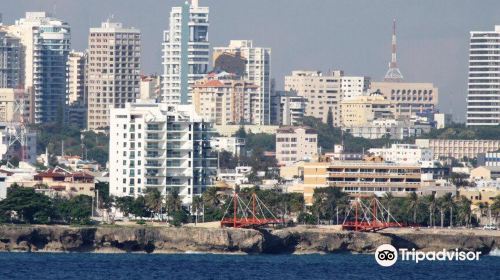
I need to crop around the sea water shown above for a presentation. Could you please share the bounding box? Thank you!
[0,252,498,279]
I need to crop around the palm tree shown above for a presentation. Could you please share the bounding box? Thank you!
[491,195,500,225]
[144,188,162,220]
[202,187,222,209]
[427,193,437,227]
[437,193,453,227]
[165,190,182,223]
[382,192,394,222]
[407,192,419,225]
[456,196,472,227]
[191,196,203,225]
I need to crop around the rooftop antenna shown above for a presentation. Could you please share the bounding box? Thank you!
[384,19,404,82]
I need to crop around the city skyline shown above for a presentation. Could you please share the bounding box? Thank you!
[3,0,500,122]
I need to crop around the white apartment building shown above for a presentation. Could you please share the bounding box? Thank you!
[340,76,370,99]
[276,126,318,166]
[8,12,70,124]
[285,70,342,126]
[0,28,21,88]
[210,136,245,157]
[368,144,434,165]
[416,139,500,160]
[67,51,86,105]
[109,101,217,205]
[466,25,500,126]
[87,21,141,131]
[213,40,271,124]
[161,0,209,104]
[479,152,500,167]
[277,91,306,126]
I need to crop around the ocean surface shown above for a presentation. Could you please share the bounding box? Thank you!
[0,252,498,280]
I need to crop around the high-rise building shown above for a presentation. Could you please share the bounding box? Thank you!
[109,101,217,205]
[67,51,86,105]
[466,25,500,126]
[161,0,209,104]
[86,21,141,131]
[8,12,70,124]
[284,70,343,126]
[340,92,395,128]
[0,28,21,88]
[340,76,370,99]
[192,72,259,125]
[213,40,271,124]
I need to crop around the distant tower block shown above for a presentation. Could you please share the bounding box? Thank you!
[384,19,404,82]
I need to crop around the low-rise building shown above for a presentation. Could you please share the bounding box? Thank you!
[276,126,318,166]
[294,157,447,204]
[459,186,500,206]
[416,139,500,160]
[368,144,434,165]
[434,113,452,129]
[345,118,432,140]
[32,167,95,197]
[470,166,500,181]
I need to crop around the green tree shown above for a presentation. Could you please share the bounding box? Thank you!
[0,186,53,224]
[407,192,420,224]
[327,107,334,128]
[144,188,163,220]
[192,196,203,225]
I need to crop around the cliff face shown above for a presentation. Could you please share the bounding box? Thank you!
[0,225,499,254]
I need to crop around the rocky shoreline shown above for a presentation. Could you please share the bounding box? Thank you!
[0,224,499,254]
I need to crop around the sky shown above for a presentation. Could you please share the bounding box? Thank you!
[2,0,500,122]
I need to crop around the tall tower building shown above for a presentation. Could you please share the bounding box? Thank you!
[67,51,86,105]
[466,25,500,126]
[8,12,71,124]
[161,0,209,104]
[0,29,21,88]
[87,21,141,131]
[384,19,403,82]
[213,40,271,124]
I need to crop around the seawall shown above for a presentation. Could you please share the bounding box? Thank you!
[0,224,499,254]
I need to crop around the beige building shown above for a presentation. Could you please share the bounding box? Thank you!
[298,158,424,205]
[470,166,500,181]
[0,88,16,122]
[192,73,259,125]
[87,21,141,131]
[213,40,271,124]
[459,186,500,206]
[140,75,160,101]
[276,126,318,166]
[340,92,395,127]
[370,82,438,118]
[284,70,342,126]
[416,139,500,160]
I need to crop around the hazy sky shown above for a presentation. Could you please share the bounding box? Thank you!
[2,0,500,122]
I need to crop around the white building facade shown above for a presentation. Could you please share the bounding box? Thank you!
[109,101,217,205]
[161,0,209,104]
[466,25,500,126]
[368,144,434,165]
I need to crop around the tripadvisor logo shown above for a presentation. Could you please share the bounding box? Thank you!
[374,244,482,267]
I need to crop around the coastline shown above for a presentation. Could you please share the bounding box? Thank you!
[0,224,499,255]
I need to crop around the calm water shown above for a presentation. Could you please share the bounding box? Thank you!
[0,252,498,280]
